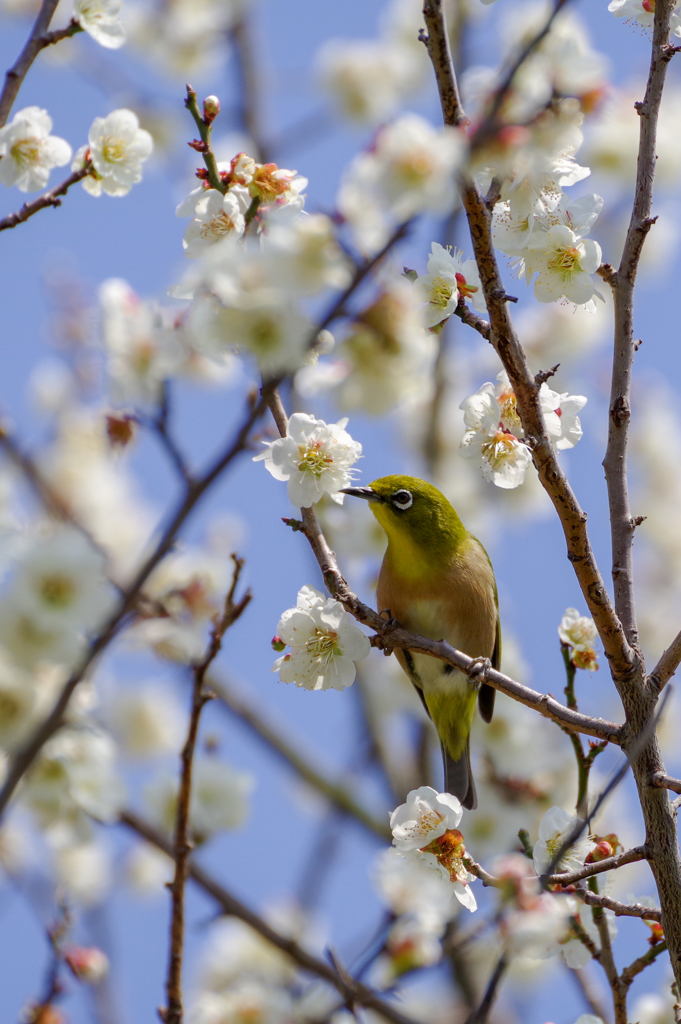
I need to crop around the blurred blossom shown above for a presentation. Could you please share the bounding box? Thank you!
[376,914,444,981]
[533,805,596,874]
[99,278,182,406]
[73,0,126,48]
[105,683,185,757]
[125,841,174,894]
[559,608,599,671]
[265,214,352,295]
[74,109,153,197]
[190,983,293,1024]
[317,37,423,125]
[273,584,370,691]
[334,278,436,415]
[502,892,572,958]
[373,847,456,927]
[24,726,124,834]
[54,839,112,905]
[124,0,248,76]
[254,413,362,507]
[0,106,71,192]
[65,945,110,983]
[197,918,295,991]
[144,758,253,843]
[338,114,465,252]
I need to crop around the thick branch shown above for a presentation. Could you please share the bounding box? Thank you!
[549,846,649,886]
[603,2,675,649]
[420,0,637,686]
[121,811,423,1024]
[164,561,251,1024]
[0,3,80,129]
[211,677,391,841]
[0,165,92,232]
[0,393,270,822]
[649,771,681,795]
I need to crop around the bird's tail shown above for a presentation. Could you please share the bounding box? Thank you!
[442,738,477,810]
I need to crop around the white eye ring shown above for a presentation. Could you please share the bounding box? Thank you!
[391,489,413,510]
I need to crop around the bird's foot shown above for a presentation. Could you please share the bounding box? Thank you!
[466,657,491,691]
[371,610,400,655]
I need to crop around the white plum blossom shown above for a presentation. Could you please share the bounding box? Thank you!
[459,371,587,488]
[248,161,307,209]
[0,652,40,752]
[501,892,573,958]
[338,114,465,252]
[273,584,371,691]
[559,608,599,671]
[254,412,362,507]
[390,786,463,852]
[373,847,457,928]
[75,109,153,196]
[389,786,477,911]
[533,805,596,875]
[145,759,254,843]
[264,214,352,295]
[608,0,681,37]
[460,384,533,489]
[106,685,185,758]
[522,223,603,307]
[317,37,423,125]
[415,242,485,327]
[182,188,248,257]
[0,107,71,192]
[73,0,126,48]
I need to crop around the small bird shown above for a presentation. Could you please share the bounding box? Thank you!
[342,475,500,810]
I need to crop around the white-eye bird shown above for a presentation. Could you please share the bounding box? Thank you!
[342,475,500,810]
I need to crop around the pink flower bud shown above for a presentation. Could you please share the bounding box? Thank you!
[585,841,613,863]
[65,946,109,984]
[203,95,220,124]
[271,635,286,652]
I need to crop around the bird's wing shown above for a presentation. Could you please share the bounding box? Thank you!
[478,610,501,724]
[398,650,432,720]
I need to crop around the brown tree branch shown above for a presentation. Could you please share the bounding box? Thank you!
[603,0,676,652]
[0,2,82,129]
[648,629,681,693]
[0,392,271,822]
[621,941,668,989]
[163,559,251,1024]
[121,810,423,1024]
[649,771,681,795]
[588,879,627,1024]
[549,846,649,886]
[570,967,612,1024]
[210,675,391,841]
[184,85,227,194]
[0,164,92,233]
[268,390,621,744]
[420,1,637,686]
[577,889,661,923]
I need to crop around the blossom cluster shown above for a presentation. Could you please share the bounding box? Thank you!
[459,369,587,488]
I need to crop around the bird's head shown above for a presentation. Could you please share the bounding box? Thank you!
[341,475,467,556]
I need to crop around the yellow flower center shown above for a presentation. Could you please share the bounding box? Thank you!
[40,574,76,609]
[481,431,520,470]
[497,389,521,431]
[10,137,41,168]
[429,275,455,310]
[297,441,333,476]
[101,135,128,165]
[200,209,239,240]
[394,151,433,187]
[306,629,338,659]
[547,245,582,280]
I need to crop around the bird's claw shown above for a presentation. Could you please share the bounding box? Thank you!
[466,657,491,691]
[371,610,399,655]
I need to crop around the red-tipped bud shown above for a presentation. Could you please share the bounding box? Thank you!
[188,138,208,152]
[585,841,613,863]
[647,921,664,945]
[203,95,221,123]
[65,946,109,984]
[271,635,286,652]
[106,413,136,449]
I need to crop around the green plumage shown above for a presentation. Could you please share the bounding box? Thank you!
[342,475,500,810]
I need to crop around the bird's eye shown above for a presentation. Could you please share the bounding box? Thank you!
[391,489,413,510]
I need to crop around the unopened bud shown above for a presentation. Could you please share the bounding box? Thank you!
[585,841,613,863]
[271,635,286,652]
[203,95,220,124]
[106,413,136,449]
[65,946,109,984]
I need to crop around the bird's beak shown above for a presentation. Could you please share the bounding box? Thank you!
[340,486,383,502]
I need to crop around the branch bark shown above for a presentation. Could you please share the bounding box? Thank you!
[577,889,661,923]
[121,811,424,1024]
[0,392,270,822]
[0,165,92,233]
[0,2,80,129]
[648,628,681,693]
[163,560,251,1024]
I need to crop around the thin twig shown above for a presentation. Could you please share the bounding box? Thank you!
[0,392,271,822]
[184,85,226,194]
[621,941,668,988]
[549,846,649,886]
[230,16,267,161]
[120,810,423,1024]
[452,300,491,340]
[589,878,627,1024]
[0,1,82,129]
[210,676,391,841]
[149,383,194,486]
[163,559,251,1024]
[0,164,92,232]
[465,954,508,1024]
[570,967,612,1024]
[268,390,621,744]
